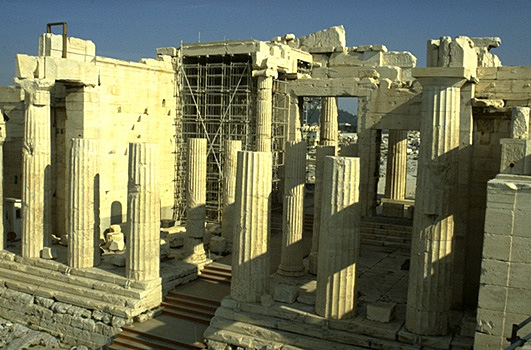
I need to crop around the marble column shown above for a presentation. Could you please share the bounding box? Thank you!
[18,79,54,258]
[221,140,242,249]
[320,97,338,147]
[126,143,160,281]
[67,138,97,268]
[184,138,207,262]
[315,156,361,320]
[277,141,306,277]
[254,70,275,152]
[385,130,408,200]
[406,69,467,335]
[309,145,336,274]
[231,151,272,303]
[0,115,5,250]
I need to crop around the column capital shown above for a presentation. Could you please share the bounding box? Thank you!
[15,78,54,107]
[252,67,278,79]
[413,67,470,88]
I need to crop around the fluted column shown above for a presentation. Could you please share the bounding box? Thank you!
[315,156,361,320]
[67,138,97,268]
[184,138,207,262]
[320,97,338,147]
[0,116,5,250]
[18,79,54,258]
[385,130,408,200]
[231,151,272,303]
[277,141,306,277]
[126,143,160,281]
[222,140,242,249]
[309,145,336,274]
[406,69,467,335]
[254,70,276,152]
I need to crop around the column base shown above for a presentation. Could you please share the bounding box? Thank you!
[277,265,306,277]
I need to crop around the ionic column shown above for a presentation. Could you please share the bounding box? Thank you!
[254,69,276,152]
[406,69,467,335]
[67,138,97,268]
[126,143,160,281]
[320,97,338,147]
[385,130,408,200]
[315,156,361,320]
[18,79,54,258]
[277,141,306,277]
[231,151,272,303]
[221,140,242,249]
[0,115,5,250]
[308,145,336,274]
[184,138,207,262]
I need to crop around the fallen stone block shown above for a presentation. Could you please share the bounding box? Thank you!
[367,302,396,323]
[209,236,226,254]
[40,247,57,260]
[274,283,299,304]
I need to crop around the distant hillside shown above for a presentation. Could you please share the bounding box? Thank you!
[303,107,357,127]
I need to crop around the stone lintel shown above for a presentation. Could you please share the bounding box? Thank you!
[413,67,471,81]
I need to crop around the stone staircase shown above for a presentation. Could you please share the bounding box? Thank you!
[360,217,413,249]
[109,262,231,350]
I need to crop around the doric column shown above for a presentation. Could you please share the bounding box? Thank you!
[184,138,207,262]
[0,115,5,250]
[126,143,160,281]
[67,138,97,268]
[277,141,306,277]
[315,156,361,320]
[231,151,272,303]
[385,130,408,200]
[221,140,242,249]
[18,79,54,258]
[254,69,276,152]
[309,145,336,274]
[320,97,338,147]
[406,68,467,335]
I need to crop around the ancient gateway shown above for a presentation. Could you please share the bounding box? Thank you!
[0,25,529,349]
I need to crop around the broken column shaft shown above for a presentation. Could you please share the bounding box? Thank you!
[254,69,276,152]
[277,141,306,277]
[221,140,242,249]
[126,143,160,281]
[406,70,467,335]
[184,138,207,262]
[315,156,361,320]
[19,79,54,258]
[385,130,408,200]
[320,97,338,147]
[67,138,98,268]
[309,145,336,274]
[231,151,272,303]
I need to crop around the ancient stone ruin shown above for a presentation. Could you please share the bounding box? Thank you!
[0,24,529,349]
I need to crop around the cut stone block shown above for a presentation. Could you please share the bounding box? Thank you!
[261,294,275,308]
[273,283,299,304]
[367,302,396,323]
[40,247,57,260]
[209,236,226,254]
[111,255,126,267]
[500,139,531,175]
[382,202,405,218]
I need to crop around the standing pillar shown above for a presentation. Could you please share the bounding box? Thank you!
[18,79,54,258]
[231,151,272,303]
[308,145,336,274]
[0,115,5,250]
[221,140,242,249]
[320,97,338,147]
[277,141,306,277]
[385,130,408,200]
[126,143,160,281]
[254,69,276,152]
[406,69,467,335]
[67,138,97,268]
[315,156,361,319]
[184,138,207,262]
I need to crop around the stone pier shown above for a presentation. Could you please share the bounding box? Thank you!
[385,130,408,200]
[277,141,306,277]
[254,69,276,152]
[18,79,54,258]
[67,138,98,268]
[126,143,160,281]
[309,145,336,274]
[315,156,361,320]
[184,138,207,262]
[221,140,242,250]
[320,97,338,147]
[0,114,5,250]
[231,151,272,303]
[406,68,467,335]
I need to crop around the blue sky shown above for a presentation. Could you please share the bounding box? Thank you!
[0,0,530,87]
